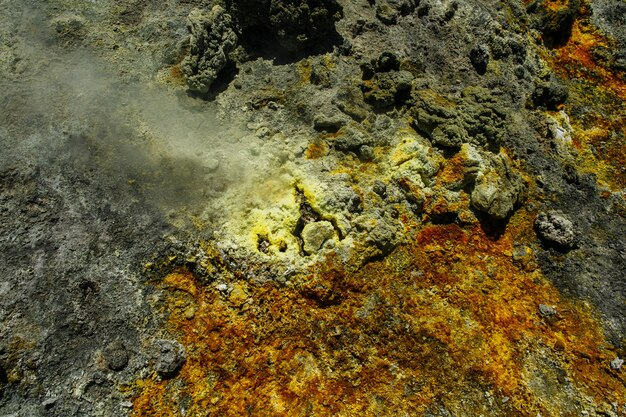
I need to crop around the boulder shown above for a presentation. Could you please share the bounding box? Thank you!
[182,6,238,94]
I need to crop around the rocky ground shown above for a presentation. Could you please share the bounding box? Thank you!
[1,0,625,415]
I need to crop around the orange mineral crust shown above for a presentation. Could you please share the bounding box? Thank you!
[540,5,626,188]
[553,19,626,100]
[132,215,625,416]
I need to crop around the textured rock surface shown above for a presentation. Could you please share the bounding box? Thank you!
[225,0,343,53]
[1,0,626,415]
[535,211,576,248]
[182,6,238,93]
[470,151,525,220]
[301,220,335,254]
[153,340,186,378]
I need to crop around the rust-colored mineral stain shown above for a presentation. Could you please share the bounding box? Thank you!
[132,212,625,415]
[569,112,626,188]
[543,13,626,188]
[167,65,187,87]
[305,142,328,159]
[554,21,626,99]
[531,0,573,13]
[438,153,465,185]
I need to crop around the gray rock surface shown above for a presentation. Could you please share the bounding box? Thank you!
[410,87,508,150]
[353,208,399,256]
[538,303,557,318]
[153,340,186,378]
[226,0,343,53]
[103,341,129,372]
[610,357,624,371]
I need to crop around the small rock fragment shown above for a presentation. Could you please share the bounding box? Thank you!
[302,221,335,254]
[362,70,414,109]
[120,401,134,409]
[216,283,230,295]
[373,180,387,198]
[358,145,375,161]
[335,127,368,152]
[154,339,186,378]
[353,209,399,256]
[512,245,536,270]
[534,211,575,248]
[378,52,400,70]
[103,341,129,372]
[228,282,248,308]
[42,397,57,410]
[313,112,348,132]
[610,357,624,370]
[538,303,557,317]
[431,123,466,148]
[205,157,220,172]
[256,126,271,139]
[184,305,197,319]
[319,181,363,214]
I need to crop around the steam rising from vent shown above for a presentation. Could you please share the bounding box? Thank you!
[0,2,305,259]
[1,47,254,217]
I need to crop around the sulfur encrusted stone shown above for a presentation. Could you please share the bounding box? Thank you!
[302,221,334,254]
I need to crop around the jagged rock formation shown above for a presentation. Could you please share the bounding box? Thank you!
[227,0,343,52]
[182,6,238,93]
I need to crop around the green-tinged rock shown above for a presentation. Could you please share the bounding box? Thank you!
[470,151,525,220]
[182,6,238,94]
[302,221,335,254]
